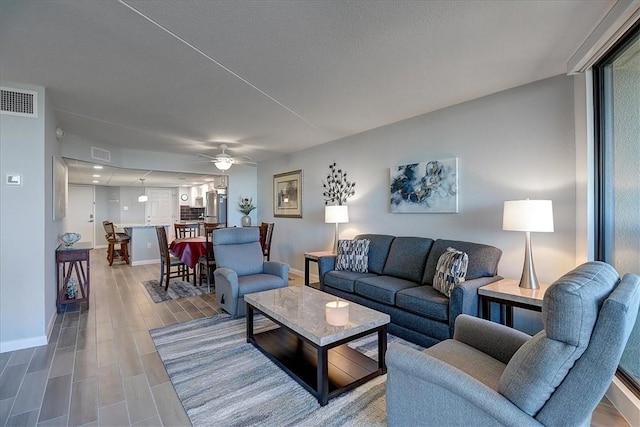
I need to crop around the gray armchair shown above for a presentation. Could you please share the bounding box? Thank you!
[386,261,640,427]
[213,227,289,317]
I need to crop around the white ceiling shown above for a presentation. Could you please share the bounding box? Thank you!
[1,0,615,166]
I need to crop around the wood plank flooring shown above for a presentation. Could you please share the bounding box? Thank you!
[0,249,631,426]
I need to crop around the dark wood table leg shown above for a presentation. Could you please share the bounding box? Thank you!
[378,325,387,373]
[246,304,254,343]
[304,257,311,286]
[482,296,490,320]
[317,346,329,406]
[506,305,514,328]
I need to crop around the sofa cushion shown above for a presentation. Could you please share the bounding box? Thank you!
[324,270,377,293]
[396,285,449,321]
[382,237,434,283]
[499,262,620,416]
[433,247,469,297]
[355,275,419,305]
[354,234,395,275]
[423,239,501,285]
[335,239,370,272]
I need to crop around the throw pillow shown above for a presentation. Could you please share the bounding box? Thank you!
[433,247,468,297]
[335,239,370,273]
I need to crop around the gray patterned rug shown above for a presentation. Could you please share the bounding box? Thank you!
[150,314,423,426]
[142,279,210,303]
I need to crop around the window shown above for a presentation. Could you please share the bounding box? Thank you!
[593,22,640,396]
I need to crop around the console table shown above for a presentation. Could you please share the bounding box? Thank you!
[304,251,335,286]
[56,243,91,313]
[478,279,549,327]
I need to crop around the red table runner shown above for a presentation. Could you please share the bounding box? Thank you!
[169,237,211,269]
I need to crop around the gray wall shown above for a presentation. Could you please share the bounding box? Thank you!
[0,83,61,351]
[257,75,576,333]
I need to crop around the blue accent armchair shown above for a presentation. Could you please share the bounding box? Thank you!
[213,227,289,317]
[386,261,640,426]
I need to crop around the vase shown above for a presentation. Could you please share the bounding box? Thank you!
[241,215,251,227]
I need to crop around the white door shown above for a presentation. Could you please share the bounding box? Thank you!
[65,185,95,246]
[146,188,176,240]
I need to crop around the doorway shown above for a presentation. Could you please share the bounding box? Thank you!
[65,185,95,247]
[146,188,176,240]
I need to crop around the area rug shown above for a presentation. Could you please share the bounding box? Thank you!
[142,279,211,303]
[150,314,423,426]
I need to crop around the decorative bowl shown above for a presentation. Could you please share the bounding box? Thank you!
[60,232,81,247]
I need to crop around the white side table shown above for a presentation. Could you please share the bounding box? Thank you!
[478,279,550,327]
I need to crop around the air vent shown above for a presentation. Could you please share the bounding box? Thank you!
[91,147,111,162]
[1,87,38,118]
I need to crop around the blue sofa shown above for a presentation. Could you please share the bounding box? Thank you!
[318,234,502,347]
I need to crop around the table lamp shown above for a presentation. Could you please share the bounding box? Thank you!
[325,205,349,253]
[503,199,554,289]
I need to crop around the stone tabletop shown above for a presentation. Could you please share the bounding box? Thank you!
[244,286,390,347]
[478,278,550,308]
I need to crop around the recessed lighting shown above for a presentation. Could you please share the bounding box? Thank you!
[92,180,99,183]
[93,165,103,169]
[92,174,100,177]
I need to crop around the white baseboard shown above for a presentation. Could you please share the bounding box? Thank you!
[0,335,47,353]
[131,259,161,266]
[606,376,640,426]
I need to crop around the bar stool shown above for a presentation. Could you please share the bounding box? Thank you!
[103,221,130,265]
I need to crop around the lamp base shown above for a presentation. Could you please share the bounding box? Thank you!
[519,231,540,290]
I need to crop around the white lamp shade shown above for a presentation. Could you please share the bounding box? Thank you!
[503,200,554,232]
[325,205,349,223]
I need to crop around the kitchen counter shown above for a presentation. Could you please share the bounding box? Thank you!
[118,224,169,266]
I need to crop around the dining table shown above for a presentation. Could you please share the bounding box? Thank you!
[169,236,211,269]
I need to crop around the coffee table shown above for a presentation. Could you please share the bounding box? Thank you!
[244,286,390,406]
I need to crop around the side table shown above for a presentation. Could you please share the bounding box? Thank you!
[56,242,91,313]
[304,251,335,286]
[478,279,549,327]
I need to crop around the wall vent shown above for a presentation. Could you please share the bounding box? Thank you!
[0,87,38,118]
[91,146,111,162]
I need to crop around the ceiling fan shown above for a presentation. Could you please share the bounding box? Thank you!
[196,144,257,171]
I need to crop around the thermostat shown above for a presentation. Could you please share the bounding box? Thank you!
[181,194,189,201]
[6,174,22,186]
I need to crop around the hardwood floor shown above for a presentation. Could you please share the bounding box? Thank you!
[0,250,631,426]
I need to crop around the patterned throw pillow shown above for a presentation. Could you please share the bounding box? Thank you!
[433,247,468,297]
[335,239,370,273]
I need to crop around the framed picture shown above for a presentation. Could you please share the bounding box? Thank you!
[53,155,68,221]
[273,169,302,218]
[390,157,458,213]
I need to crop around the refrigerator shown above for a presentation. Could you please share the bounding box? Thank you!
[204,190,227,226]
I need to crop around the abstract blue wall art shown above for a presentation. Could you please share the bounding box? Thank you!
[390,158,458,213]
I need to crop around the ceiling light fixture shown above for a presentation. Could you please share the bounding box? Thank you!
[138,178,148,202]
[214,157,233,171]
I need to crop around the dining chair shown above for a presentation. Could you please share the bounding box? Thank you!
[175,223,199,238]
[198,222,219,292]
[102,221,130,266]
[261,222,275,261]
[155,226,191,291]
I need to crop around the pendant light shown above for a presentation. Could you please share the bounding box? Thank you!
[138,178,148,202]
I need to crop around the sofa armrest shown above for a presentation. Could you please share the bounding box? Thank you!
[449,275,502,332]
[317,255,336,289]
[386,343,542,427]
[264,261,290,283]
[453,314,531,364]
